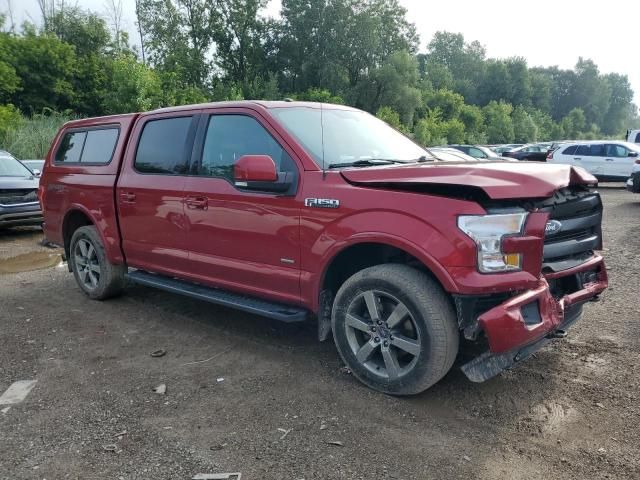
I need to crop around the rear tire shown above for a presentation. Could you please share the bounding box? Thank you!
[69,225,125,300]
[332,264,459,395]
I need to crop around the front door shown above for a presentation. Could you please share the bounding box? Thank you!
[182,110,303,305]
[604,143,636,179]
[117,113,199,276]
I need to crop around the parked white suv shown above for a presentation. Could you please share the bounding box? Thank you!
[547,141,640,181]
[627,129,640,144]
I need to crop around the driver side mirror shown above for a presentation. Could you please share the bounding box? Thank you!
[234,155,293,193]
[628,151,638,158]
[32,169,41,177]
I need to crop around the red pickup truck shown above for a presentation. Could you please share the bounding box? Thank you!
[39,101,608,395]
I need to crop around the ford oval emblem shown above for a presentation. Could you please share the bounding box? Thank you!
[545,220,562,235]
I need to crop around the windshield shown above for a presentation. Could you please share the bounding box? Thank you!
[270,106,429,167]
[0,154,33,177]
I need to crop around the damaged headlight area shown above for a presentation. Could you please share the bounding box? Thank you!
[458,213,527,273]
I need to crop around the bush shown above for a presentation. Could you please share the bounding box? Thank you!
[2,110,73,159]
[0,103,23,141]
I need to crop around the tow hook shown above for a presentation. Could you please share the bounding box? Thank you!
[547,329,568,339]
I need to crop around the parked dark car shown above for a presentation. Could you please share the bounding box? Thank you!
[448,144,503,160]
[502,144,550,162]
[0,150,43,228]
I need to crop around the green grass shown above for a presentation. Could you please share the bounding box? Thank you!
[2,112,74,159]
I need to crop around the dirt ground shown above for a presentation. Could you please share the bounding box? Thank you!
[0,186,638,480]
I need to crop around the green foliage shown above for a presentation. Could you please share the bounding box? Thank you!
[2,111,73,159]
[512,105,537,143]
[0,4,635,152]
[376,106,409,134]
[103,55,164,113]
[293,88,344,105]
[0,103,23,141]
[483,101,514,143]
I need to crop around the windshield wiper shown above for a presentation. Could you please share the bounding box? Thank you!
[327,159,405,169]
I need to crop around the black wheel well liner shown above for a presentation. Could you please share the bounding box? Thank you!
[62,209,93,258]
[320,242,439,299]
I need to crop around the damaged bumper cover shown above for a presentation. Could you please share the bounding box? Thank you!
[461,254,608,382]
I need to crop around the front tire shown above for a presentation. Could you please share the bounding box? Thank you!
[69,225,125,300]
[332,264,459,395]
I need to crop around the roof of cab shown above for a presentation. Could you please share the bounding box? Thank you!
[61,113,138,129]
[149,100,358,115]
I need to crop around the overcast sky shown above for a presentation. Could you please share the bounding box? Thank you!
[9,0,640,104]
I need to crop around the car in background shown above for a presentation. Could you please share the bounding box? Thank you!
[0,150,43,228]
[448,144,503,160]
[428,147,483,162]
[21,159,45,176]
[547,141,640,181]
[492,144,523,154]
[627,129,640,144]
[626,161,640,194]
[502,144,550,162]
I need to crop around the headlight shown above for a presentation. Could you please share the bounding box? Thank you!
[458,213,527,273]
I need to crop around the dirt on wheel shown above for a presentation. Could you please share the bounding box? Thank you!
[0,187,638,479]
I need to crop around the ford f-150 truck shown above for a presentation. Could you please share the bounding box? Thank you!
[39,101,608,395]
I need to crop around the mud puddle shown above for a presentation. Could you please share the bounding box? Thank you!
[0,252,63,274]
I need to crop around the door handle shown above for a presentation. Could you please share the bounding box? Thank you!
[185,196,208,210]
[120,192,136,203]
[574,157,582,161]
[605,158,614,161]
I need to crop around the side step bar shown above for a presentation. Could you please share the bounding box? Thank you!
[126,270,308,323]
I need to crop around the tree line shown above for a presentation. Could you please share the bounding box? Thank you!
[1,0,638,156]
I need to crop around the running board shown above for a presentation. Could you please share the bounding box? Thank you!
[125,270,308,323]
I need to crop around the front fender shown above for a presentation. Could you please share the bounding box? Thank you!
[302,209,478,312]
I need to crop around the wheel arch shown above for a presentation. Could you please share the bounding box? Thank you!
[316,235,458,313]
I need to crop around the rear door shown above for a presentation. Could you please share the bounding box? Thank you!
[116,111,199,275]
[181,109,303,305]
[581,144,606,176]
[604,143,636,178]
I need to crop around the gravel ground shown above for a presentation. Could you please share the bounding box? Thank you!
[0,186,638,480]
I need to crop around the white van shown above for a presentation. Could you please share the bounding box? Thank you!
[627,129,640,144]
[547,140,640,181]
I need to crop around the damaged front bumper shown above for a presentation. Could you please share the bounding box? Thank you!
[460,254,608,382]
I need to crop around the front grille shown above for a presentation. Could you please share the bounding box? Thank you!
[0,188,38,205]
[537,188,603,272]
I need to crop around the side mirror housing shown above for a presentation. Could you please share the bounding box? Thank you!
[234,155,292,193]
[32,169,42,177]
[628,151,638,158]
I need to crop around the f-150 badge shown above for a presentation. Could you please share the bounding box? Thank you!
[305,198,340,209]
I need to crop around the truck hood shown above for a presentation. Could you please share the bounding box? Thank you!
[340,161,597,200]
[0,175,39,190]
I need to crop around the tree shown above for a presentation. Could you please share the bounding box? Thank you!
[602,73,634,135]
[512,105,537,142]
[210,0,270,97]
[7,26,77,113]
[560,107,586,139]
[482,101,514,143]
[376,106,408,134]
[103,54,163,113]
[423,88,464,121]
[356,51,421,124]
[459,104,486,143]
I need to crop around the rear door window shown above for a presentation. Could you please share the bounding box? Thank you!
[55,131,87,163]
[635,132,640,143]
[135,117,193,174]
[589,144,605,156]
[575,145,590,156]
